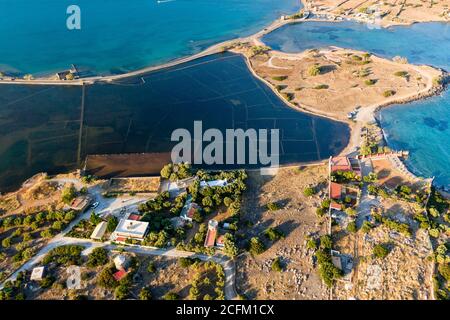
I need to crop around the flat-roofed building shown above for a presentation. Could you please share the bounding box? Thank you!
[69,195,92,212]
[30,266,45,281]
[90,221,107,240]
[112,219,149,241]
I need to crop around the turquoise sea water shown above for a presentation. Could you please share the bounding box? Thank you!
[263,21,450,187]
[0,0,299,76]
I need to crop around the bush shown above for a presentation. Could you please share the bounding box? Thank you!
[361,221,372,233]
[106,216,119,233]
[373,244,390,259]
[163,292,179,300]
[306,238,318,250]
[303,187,316,197]
[364,79,376,85]
[1,237,11,248]
[87,247,109,267]
[266,202,280,211]
[42,245,83,266]
[383,90,396,97]
[61,184,77,205]
[139,287,152,300]
[271,257,283,272]
[308,64,322,76]
[313,84,329,89]
[319,235,332,250]
[272,76,288,81]
[179,257,199,268]
[97,266,118,289]
[223,233,238,258]
[347,221,357,233]
[438,263,450,282]
[394,71,408,78]
[147,262,156,273]
[249,237,265,255]
[114,284,129,300]
[264,227,285,241]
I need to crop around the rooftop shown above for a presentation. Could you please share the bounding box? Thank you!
[114,219,149,238]
[90,221,107,240]
[330,182,343,200]
[330,156,352,172]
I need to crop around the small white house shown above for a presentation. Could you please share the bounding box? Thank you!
[112,219,149,241]
[90,221,107,240]
[114,254,130,271]
[30,266,45,281]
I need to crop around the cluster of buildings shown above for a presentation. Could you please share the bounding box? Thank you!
[328,156,361,212]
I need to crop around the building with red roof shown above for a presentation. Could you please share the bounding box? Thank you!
[330,156,352,172]
[204,220,218,248]
[113,269,128,281]
[329,182,343,200]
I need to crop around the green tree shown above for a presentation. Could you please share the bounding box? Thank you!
[114,284,129,300]
[347,221,357,233]
[373,244,390,259]
[61,184,77,204]
[303,187,315,197]
[271,257,283,272]
[139,287,152,300]
[223,233,238,258]
[87,247,109,267]
[249,237,265,255]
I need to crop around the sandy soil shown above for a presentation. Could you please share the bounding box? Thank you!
[233,45,443,122]
[302,0,449,26]
[333,223,434,300]
[236,165,331,299]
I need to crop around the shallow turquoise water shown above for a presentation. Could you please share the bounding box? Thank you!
[263,21,450,187]
[0,0,299,76]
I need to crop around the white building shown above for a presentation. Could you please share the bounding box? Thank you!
[30,266,45,281]
[90,221,108,240]
[112,219,149,241]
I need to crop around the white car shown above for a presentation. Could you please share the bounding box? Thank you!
[91,202,99,209]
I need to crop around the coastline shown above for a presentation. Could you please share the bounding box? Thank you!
[0,10,449,193]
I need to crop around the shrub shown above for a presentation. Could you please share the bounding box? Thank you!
[1,237,11,248]
[106,216,119,233]
[319,235,332,250]
[438,263,450,282]
[139,287,152,300]
[361,221,372,233]
[61,184,77,205]
[306,238,318,250]
[303,187,316,197]
[223,233,239,258]
[383,90,396,97]
[271,257,283,272]
[394,71,408,78]
[308,64,322,76]
[347,221,357,233]
[249,237,265,255]
[87,247,109,267]
[364,79,376,85]
[266,202,280,211]
[147,262,156,273]
[114,284,129,300]
[373,244,390,259]
[264,227,285,241]
[163,292,179,300]
[313,84,329,89]
[272,76,288,81]
[97,266,118,289]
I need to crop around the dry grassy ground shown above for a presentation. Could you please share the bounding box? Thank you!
[236,165,330,299]
[234,46,442,121]
[303,0,449,26]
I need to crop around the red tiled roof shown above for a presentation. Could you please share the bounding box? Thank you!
[330,156,352,172]
[216,235,225,247]
[330,182,343,200]
[204,228,217,247]
[113,269,128,281]
[128,214,141,221]
[330,201,342,211]
[115,237,127,242]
